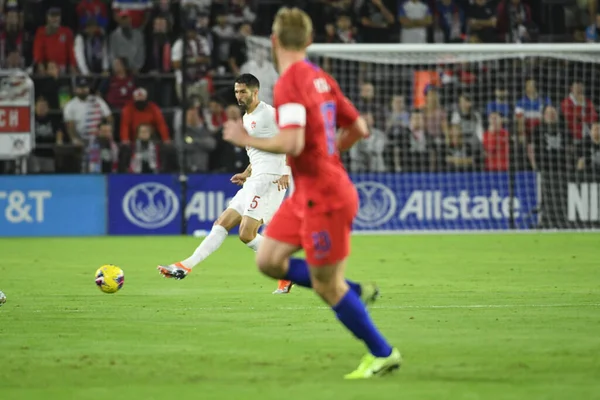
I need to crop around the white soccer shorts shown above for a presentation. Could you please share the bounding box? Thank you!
[228,174,287,224]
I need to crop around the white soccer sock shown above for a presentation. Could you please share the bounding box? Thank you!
[246,233,264,252]
[180,225,229,269]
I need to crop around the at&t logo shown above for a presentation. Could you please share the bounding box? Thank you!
[354,182,397,227]
[122,183,179,229]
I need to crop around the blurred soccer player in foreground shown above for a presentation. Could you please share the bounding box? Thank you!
[223,7,401,379]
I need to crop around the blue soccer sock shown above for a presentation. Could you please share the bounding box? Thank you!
[333,290,393,358]
[284,258,362,296]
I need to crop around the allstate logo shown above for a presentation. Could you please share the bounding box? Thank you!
[122,183,179,229]
[354,182,397,227]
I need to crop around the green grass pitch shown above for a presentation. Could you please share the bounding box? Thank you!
[1,234,599,400]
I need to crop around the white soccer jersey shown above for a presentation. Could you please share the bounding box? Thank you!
[243,101,286,176]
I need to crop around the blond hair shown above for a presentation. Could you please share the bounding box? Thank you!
[272,7,313,51]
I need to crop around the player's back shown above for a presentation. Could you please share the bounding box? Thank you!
[274,60,357,212]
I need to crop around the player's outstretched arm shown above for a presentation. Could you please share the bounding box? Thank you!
[223,120,305,156]
[337,116,370,152]
[231,163,252,185]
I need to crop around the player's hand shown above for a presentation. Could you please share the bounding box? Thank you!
[231,173,247,185]
[274,175,289,191]
[223,120,250,147]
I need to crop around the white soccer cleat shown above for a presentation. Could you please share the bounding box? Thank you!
[272,280,293,294]
[157,263,191,280]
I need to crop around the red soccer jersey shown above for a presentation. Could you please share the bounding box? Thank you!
[274,60,360,213]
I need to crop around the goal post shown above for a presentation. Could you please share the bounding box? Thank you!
[245,37,600,232]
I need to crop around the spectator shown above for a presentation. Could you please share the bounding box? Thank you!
[486,86,511,120]
[63,77,112,146]
[585,12,600,42]
[515,77,551,136]
[197,11,216,63]
[423,86,448,149]
[205,97,228,133]
[386,94,410,130]
[229,22,251,75]
[0,7,30,68]
[30,96,62,173]
[146,14,173,107]
[181,0,212,18]
[35,61,72,111]
[349,112,386,172]
[74,18,109,76]
[577,122,600,175]
[496,0,533,42]
[33,8,76,75]
[560,79,598,140]
[88,119,118,173]
[398,0,432,44]
[172,19,213,104]
[483,112,510,171]
[101,57,136,109]
[228,0,257,27]
[210,104,249,173]
[435,0,465,43]
[151,0,178,32]
[129,124,160,173]
[450,93,484,147]
[468,0,497,43]
[1,0,23,29]
[112,0,152,30]
[173,95,217,172]
[146,14,172,74]
[109,11,146,73]
[212,12,237,72]
[239,47,278,105]
[394,109,432,172]
[356,82,385,129]
[444,124,481,172]
[527,106,570,228]
[359,0,395,43]
[324,12,356,43]
[120,88,171,144]
[76,0,109,31]
[3,48,22,69]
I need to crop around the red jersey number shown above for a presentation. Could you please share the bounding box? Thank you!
[320,101,337,155]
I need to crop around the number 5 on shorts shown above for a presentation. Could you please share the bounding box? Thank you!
[250,195,261,209]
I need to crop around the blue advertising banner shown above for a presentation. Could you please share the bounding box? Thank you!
[107,174,181,235]
[0,175,106,237]
[351,172,538,231]
[186,174,241,235]
[106,171,539,235]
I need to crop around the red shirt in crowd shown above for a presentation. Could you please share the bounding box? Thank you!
[120,101,170,142]
[560,94,598,140]
[483,128,510,171]
[33,26,75,71]
[104,75,135,109]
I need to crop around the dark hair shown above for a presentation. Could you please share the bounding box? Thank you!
[234,73,260,89]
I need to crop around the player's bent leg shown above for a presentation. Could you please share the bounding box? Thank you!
[255,236,300,279]
[238,216,261,245]
[309,261,401,379]
[157,209,242,279]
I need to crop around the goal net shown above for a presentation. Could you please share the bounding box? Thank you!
[245,38,600,232]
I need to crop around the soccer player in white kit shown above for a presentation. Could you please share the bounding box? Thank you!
[158,74,294,294]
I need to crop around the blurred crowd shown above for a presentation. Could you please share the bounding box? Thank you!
[0,0,599,179]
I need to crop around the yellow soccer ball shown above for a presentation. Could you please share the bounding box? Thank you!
[95,265,125,294]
